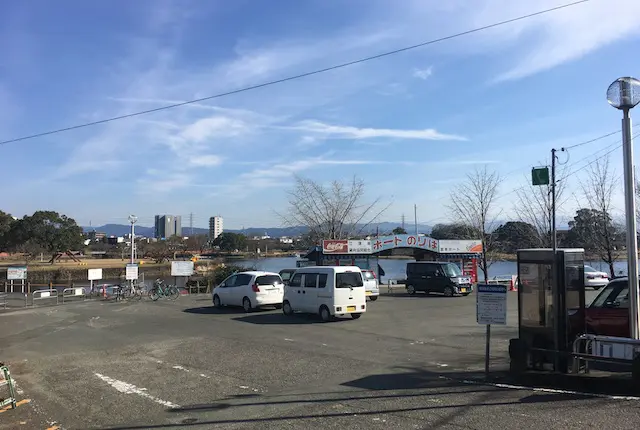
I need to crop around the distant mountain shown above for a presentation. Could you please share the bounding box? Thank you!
[82,222,433,238]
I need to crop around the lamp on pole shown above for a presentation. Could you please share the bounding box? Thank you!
[128,215,138,265]
[607,76,640,339]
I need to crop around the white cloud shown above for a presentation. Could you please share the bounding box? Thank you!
[291,120,467,141]
[189,154,223,167]
[412,66,433,80]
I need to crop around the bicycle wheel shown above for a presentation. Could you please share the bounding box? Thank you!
[149,287,160,301]
[133,288,143,301]
[168,286,180,300]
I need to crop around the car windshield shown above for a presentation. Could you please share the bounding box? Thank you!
[279,271,293,281]
[336,272,364,288]
[584,265,597,273]
[443,263,463,277]
[256,275,282,285]
[590,283,618,308]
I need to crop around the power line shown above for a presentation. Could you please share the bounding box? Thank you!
[560,130,619,150]
[0,0,591,146]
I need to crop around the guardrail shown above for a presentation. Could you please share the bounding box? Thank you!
[32,289,59,306]
[62,287,86,303]
[572,333,640,378]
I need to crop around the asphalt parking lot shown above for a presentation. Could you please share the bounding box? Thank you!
[1,289,638,430]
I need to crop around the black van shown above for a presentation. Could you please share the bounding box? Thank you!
[405,262,473,297]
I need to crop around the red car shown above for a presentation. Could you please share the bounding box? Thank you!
[570,278,630,337]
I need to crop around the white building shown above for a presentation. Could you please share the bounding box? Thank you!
[279,237,293,244]
[209,216,224,240]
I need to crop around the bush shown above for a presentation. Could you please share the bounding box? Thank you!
[206,264,256,285]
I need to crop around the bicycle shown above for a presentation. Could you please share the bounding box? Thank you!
[148,279,179,301]
[119,283,143,301]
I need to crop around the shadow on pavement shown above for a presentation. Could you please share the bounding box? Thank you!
[232,313,330,325]
[182,306,235,315]
[93,368,585,430]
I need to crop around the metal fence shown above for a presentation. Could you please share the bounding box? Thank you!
[32,289,59,306]
[62,287,86,303]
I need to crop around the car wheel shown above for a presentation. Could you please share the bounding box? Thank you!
[351,313,362,320]
[443,286,454,297]
[213,294,222,308]
[243,297,253,313]
[283,301,293,316]
[320,305,331,322]
[369,296,378,302]
[406,285,416,295]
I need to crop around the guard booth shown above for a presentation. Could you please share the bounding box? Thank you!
[509,248,586,374]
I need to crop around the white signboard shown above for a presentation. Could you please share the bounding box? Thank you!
[125,264,139,280]
[88,268,103,281]
[171,261,194,277]
[438,240,483,254]
[476,284,507,325]
[348,240,372,254]
[7,266,27,280]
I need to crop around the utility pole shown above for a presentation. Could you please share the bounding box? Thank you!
[551,147,560,372]
[189,212,194,236]
[128,215,137,264]
[414,204,418,235]
[401,214,405,230]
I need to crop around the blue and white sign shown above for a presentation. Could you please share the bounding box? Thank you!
[476,284,507,325]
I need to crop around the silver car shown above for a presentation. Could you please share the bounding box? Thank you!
[584,265,609,290]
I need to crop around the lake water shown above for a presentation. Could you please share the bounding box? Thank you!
[232,257,630,281]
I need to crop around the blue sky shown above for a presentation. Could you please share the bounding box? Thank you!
[1,0,640,230]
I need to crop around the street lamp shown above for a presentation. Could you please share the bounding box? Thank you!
[607,77,640,339]
[128,215,138,264]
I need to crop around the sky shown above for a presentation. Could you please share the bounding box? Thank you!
[1,0,640,230]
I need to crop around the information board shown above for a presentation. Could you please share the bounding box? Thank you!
[125,264,139,281]
[476,284,507,325]
[7,266,27,280]
[87,268,103,281]
[171,261,194,277]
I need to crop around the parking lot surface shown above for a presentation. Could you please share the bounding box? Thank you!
[1,290,637,430]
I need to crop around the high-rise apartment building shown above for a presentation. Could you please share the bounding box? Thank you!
[209,216,223,240]
[154,215,182,239]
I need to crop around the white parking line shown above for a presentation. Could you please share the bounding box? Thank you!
[441,376,640,401]
[95,373,181,408]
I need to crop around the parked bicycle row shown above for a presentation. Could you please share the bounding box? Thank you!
[89,279,182,301]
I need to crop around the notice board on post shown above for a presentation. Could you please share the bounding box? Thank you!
[476,284,507,325]
[88,268,103,281]
[171,261,194,277]
[125,264,139,281]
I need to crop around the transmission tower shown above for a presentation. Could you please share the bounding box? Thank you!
[189,212,194,235]
[401,214,405,230]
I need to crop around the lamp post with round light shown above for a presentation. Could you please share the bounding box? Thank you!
[607,77,640,339]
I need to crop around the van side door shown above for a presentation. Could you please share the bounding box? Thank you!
[287,273,303,311]
[302,273,319,312]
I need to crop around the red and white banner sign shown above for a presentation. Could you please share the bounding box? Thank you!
[322,240,349,254]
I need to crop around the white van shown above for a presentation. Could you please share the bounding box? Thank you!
[282,266,366,322]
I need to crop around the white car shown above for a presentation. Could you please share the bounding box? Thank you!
[361,270,379,301]
[282,266,366,321]
[584,265,609,290]
[212,271,284,312]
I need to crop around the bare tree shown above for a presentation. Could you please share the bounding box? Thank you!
[447,166,502,282]
[281,176,390,240]
[514,165,567,247]
[580,155,622,277]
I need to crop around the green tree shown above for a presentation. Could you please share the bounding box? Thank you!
[0,210,15,251]
[7,211,83,262]
[430,223,476,240]
[567,208,623,277]
[392,226,407,235]
[492,221,538,254]
[212,232,247,252]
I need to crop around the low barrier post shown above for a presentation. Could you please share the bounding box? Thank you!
[32,289,59,306]
[62,287,86,303]
[0,293,6,310]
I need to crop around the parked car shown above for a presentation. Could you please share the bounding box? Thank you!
[569,277,629,338]
[584,265,609,290]
[361,270,379,301]
[405,261,473,297]
[212,271,284,312]
[282,266,366,321]
[279,269,296,285]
